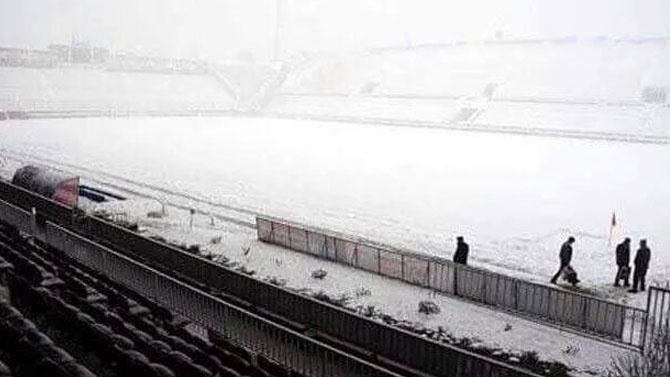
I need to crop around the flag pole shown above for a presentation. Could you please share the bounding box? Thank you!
[608,211,616,247]
[607,225,613,247]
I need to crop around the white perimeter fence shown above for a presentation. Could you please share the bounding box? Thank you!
[257,215,648,348]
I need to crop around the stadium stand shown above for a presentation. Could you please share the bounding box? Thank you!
[0,67,234,114]
[476,102,654,134]
[267,94,464,123]
[280,41,670,103]
[0,222,297,377]
[267,40,670,140]
[0,40,667,140]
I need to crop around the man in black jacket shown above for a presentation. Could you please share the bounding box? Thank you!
[551,236,575,284]
[629,239,651,293]
[614,238,631,287]
[453,236,469,265]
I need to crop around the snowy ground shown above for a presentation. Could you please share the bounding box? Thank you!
[1,116,668,305]
[94,197,633,376]
[2,114,666,374]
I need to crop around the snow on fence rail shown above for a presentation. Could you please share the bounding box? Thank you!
[0,199,402,377]
[257,215,648,348]
[0,183,543,377]
[43,221,404,377]
[0,196,32,234]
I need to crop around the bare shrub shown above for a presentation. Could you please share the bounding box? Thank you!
[311,269,328,279]
[418,300,441,314]
[354,287,372,297]
[264,276,287,287]
[520,350,540,366]
[563,344,580,356]
[236,266,256,276]
[356,304,380,317]
[312,290,351,306]
[609,324,669,377]
[147,210,165,219]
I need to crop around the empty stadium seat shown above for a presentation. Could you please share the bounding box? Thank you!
[0,223,297,377]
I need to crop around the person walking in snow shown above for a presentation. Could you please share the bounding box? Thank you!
[614,238,631,287]
[550,236,575,284]
[453,236,469,265]
[629,239,651,293]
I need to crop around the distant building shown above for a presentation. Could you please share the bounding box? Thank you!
[0,47,58,67]
[642,86,668,104]
[48,43,110,64]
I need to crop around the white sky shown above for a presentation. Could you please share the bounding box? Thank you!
[1,0,669,61]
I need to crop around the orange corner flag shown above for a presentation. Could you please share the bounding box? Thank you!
[608,211,617,247]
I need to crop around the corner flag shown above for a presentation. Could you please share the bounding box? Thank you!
[608,211,617,247]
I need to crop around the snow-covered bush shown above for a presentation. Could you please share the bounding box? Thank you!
[147,210,165,219]
[356,304,380,317]
[148,235,167,243]
[311,269,328,279]
[609,325,669,377]
[355,287,372,297]
[418,300,441,314]
[236,266,256,276]
[520,351,540,367]
[264,276,287,287]
[563,344,580,356]
[312,290,351,306]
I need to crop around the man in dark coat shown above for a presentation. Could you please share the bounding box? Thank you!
[453,236,469,265]
[551,236,575,284]
[629,239,651,293]
[614,238,631,287]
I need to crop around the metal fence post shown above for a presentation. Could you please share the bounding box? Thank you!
[377,249,381,274]
[481,271,487,304]
[658,288,666,336]
[641,288,653,352]
[425,261,431,289]
[453,264,459,297]
[305,229,309,253]
[513,280,518,310]
[581,297,589,330]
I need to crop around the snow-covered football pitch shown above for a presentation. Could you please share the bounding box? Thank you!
[1,115,668,304]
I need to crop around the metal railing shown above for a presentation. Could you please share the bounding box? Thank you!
[0,182,541,377]
[0,179,73,225]
[0,197,32,234]
[42,220,403,377]
[643,286,670,352]
[79,214,537,377]
[257,215,648,347]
